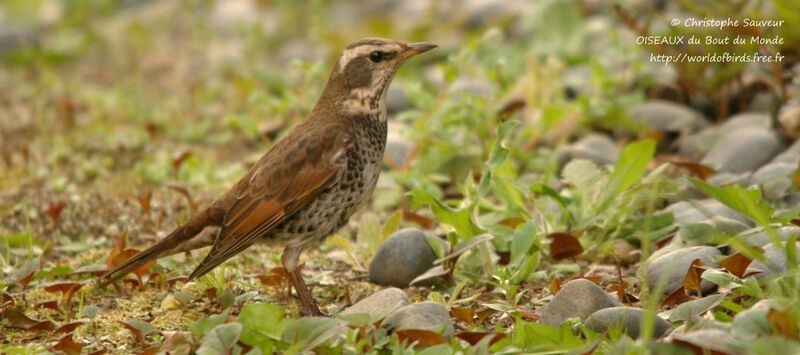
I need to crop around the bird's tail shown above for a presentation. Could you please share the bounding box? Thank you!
[96,223,212,287]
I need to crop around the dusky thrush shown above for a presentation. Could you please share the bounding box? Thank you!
[98,38,437,316]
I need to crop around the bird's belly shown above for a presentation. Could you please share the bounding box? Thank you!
[264,160,382,249]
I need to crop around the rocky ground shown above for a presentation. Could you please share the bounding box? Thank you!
[2,0,800,354]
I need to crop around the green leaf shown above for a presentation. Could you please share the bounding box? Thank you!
[238,303,286,352]
[606,139,656,196]
[486,120,518,168]
[197,323,243,355]
[380,210,403,241]
[191,310,229,340]
[282,317,347,353]
[407,188,484,238]
[509,221,538,267]
[689,178,775,226]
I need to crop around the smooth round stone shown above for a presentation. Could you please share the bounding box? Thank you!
[701,127,785,173]
[665,199,750,227]
[556,133,620,172]
[772,139,800,165]
[745,242,800,279]
[670,329,744,354]
[626,100,708,133]
[735,226,800,248]
[537,279,623,326]
[381,301,454,337]
[778,102,800,139]
[719,112,772,133]
[584,307,673,339]
[676,217,751,245]
[731,300,773,341]
[369,228,437,288]
[339,288,410,316]
[644,246,720,295]
[749,162,796,186]
[678,126,719,158]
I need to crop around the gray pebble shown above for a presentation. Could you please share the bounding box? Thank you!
[644,246,720,295]
[369,228,437,288]
[339,288,410,316]
[381,301,455,337]
[584,307,673,339]
[538,279,623,326]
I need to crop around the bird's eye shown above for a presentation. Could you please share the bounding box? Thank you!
[368,51,384,63]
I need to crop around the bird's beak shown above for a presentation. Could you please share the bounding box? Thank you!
[399,42,437,60]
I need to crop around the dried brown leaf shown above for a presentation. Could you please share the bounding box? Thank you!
[681,259,704,297]
[395,329,448,348]
[402,209,434,229]
[50,333,83,355]
[43,281,85,311]
[718,252,756,278]
[662,158,716,180]
[137,190,152,215]
[45,202,67,223]
[549,279,561,295]
[171,150,193,173]
[661,286,690,307]
[767,308,799,340]
[34,300,60,311]
[456,331,506,346]
[548,232,583,260]
[0,307,55,330]
[450,307,474,324]
[55,320,89,335]
[120,319,158,344]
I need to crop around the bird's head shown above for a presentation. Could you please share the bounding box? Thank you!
[319,38,436,116]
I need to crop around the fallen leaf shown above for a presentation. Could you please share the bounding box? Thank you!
[10,259,40,289]
[171,150,193,173]
[34,300,60,311]
[120,319,158,344]
[549,279,561,295]
[661,286,690,307]
[409,265,449,286]
[395,329,448,348]
[45,202,67,223]
[767,308,799,340]
[42,281,86,312]
[450,307,474,324]
[137,190,152,215]
[681,258,704,297]
[548,232,583,260]
[475,307,496,325]
[663,158,716,180]
[55,320,89,334]
[519,309,539,322]
[456,331,506,346]
[167,276,189,289]
[0,307,55,330]
[50,333,82,355]
[718,252,755,278]
[402,209,434,229]
[106,230,128,269]
[2,292,15,306]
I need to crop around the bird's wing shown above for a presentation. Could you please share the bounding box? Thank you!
[188,123,351,279]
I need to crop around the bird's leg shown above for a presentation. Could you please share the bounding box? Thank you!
[281,246,325,317]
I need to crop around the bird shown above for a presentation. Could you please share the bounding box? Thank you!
[97,38,436,316]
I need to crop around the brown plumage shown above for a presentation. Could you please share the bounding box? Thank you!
[98,38,436,316]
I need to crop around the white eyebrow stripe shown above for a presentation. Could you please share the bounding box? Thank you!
[337,43,403,73]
